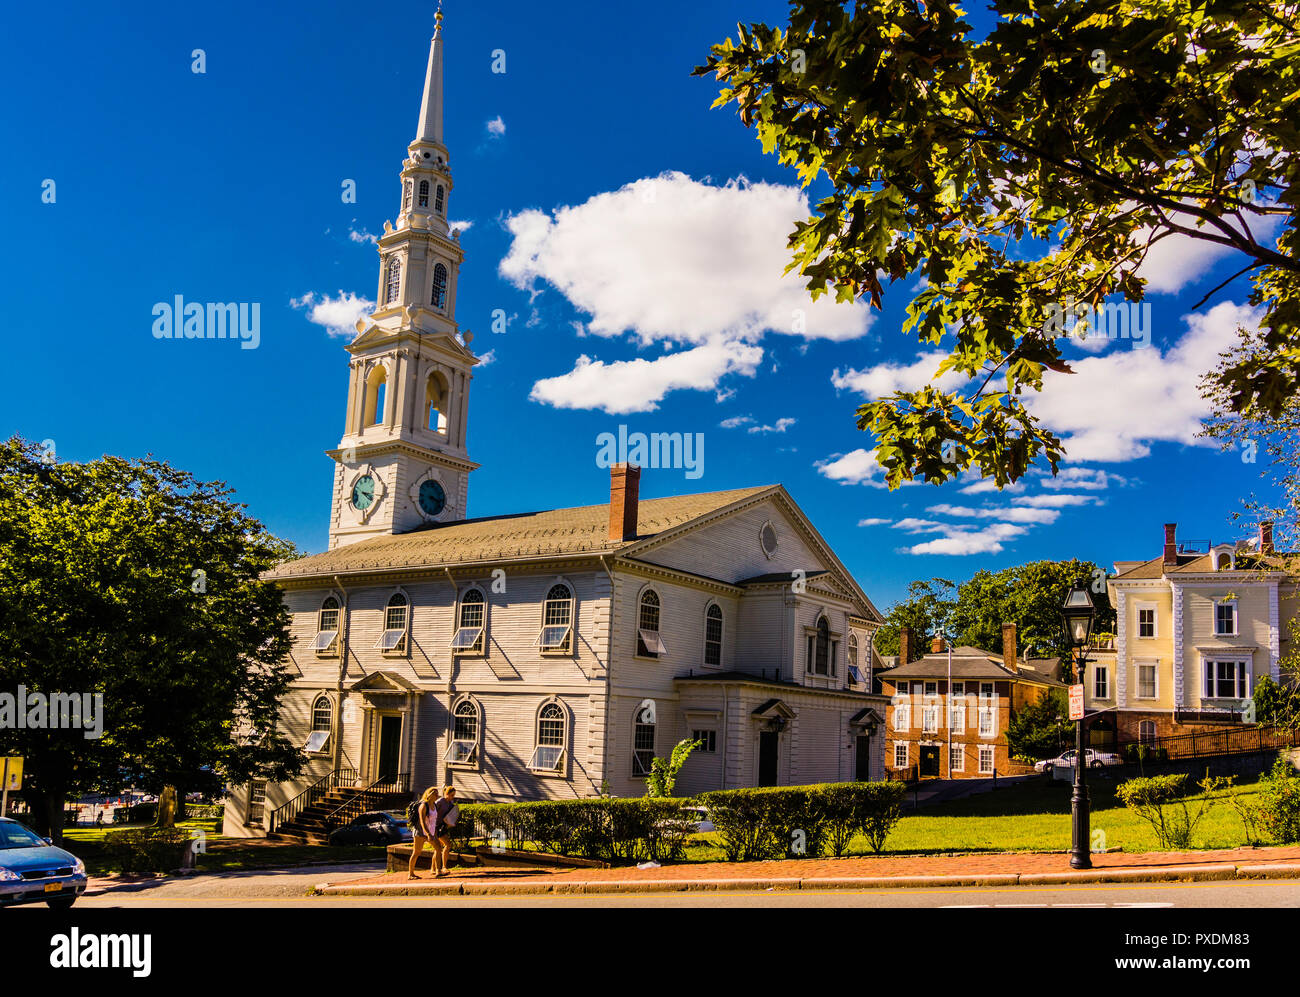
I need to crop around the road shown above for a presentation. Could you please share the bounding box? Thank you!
[17,867,1300,908]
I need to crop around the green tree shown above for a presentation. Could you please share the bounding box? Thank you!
[873,577,956,658]
[1251,675,1300,729]
[1004,689,1072,761]
[0,438,305,839]
[697,1,1299,488]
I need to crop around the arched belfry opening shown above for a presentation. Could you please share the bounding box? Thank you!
[364,365,388,428]
[425,369,450,433]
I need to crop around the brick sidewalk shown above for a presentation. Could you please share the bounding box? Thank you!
[332,844,1300,890]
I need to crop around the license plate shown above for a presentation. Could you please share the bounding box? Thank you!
[43,882,63,893]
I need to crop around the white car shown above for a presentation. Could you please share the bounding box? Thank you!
[1034,748,1123,772]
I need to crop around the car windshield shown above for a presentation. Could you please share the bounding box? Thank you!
[0,823,46,849]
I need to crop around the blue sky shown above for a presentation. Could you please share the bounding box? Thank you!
[0,0,1281,608]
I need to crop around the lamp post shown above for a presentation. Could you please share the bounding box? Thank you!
[1061,580,1098,869]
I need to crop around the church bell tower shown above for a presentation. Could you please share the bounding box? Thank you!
[329,7,480,549]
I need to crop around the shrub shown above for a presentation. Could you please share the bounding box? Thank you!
[455,798,690,862]
[857,782,907,854]
[1116,772,1217,849]
[1254,755,1300,844]
[103,828,192,873]
[1122,744,1170,765]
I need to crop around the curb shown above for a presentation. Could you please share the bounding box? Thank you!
[315,862,1300,898]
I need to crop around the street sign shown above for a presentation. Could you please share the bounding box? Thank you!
[1068,684,1085,721]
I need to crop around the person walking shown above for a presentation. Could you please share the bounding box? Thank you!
[406,786,439,880]
[430,785,459,877]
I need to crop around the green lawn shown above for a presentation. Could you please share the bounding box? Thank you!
[678,775,1266,862]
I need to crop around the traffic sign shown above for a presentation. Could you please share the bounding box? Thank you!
[1068,684,1085,721]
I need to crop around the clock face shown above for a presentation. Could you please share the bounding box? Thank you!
[351,475,376,511]
[418,478,446,516]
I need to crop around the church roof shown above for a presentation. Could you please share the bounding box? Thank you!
[267,485,777,579]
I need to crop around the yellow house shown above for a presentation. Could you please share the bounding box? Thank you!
[1087,521,1299,744]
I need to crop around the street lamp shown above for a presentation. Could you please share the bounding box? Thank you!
[1061,580,1097,869]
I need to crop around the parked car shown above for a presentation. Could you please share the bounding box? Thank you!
[0,817,88,909]
[327,810,413,846]
[654,806,715,835]
[1034,748,1124,772]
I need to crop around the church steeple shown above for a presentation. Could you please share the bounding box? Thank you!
[326,4,480,550]
[415,7,446,150]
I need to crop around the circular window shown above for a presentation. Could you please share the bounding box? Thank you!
[760,523,779,557]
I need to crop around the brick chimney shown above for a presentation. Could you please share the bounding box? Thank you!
[609,464,641,541]
[931,635,945,654]
[1163,523,1178,566]
[1002,622,1018,673]
[1261,520,1275,555]
[899,627,913,665]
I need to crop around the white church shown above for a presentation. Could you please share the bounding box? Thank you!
[224,12,889,837]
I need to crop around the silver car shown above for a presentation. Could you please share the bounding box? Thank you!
[1034,748,1124,772]
[0,817,88,909]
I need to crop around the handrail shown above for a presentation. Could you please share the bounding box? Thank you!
[319,772,411,833]
[1111,723,1299,762]
[268,767,358,833]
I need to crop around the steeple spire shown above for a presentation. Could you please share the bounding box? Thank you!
[415,4,445,147]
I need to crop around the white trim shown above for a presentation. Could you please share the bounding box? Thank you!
[1134,600,1158,639]
[978,744,994,774]
[1134,659,1160,700]
[1213,597,1239,637]
[949,742,964,773]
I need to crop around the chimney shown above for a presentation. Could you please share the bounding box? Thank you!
[931,635,945,654]
[1261,520,1275,555]
[608,464,641,542]
[899,628,913,665]
[1002,622,1018,673]
[1163,523,1178,566]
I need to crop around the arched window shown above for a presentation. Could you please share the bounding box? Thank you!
[632,702,656,776]
[313,597,340,652]
[847,633,863,684]
[306,694,332,752]
[312,695,332,731]
[704,603,723,667]
[402,181,412,210]
[451,589,485,652]
[431,263,448,309]
[434,184,444,213]
[448,700,479,763]
[530,702,566,771]
[384,256,402,305]
[425,370,449,432]
[377,593,407,652]
[539,584,573,652]
[814,616,830,675]
[418,179,429,207]
[364,366,388,427]
[636,589,665,657]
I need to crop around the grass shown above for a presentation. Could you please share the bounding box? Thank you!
[676,774,1269,862]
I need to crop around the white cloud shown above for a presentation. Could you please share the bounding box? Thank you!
[1033,467,1127,491]
[815,448,911,489]
[290,291,373,338]
[893,518,947,533]
[905,522,1026,556]
[448,220,473,233]
[857,517,890,527]
[720,415,754,429]
[528,340,763,415]
[486,116,506,137]
[504,172,875,411]
[1133,210,1281,294]
[1012,493,1094,508]
[348,226,378,245]
[476,349,496,366]
[831,300,1262,464]
[749,417,796,434]
[927,503,1060,525]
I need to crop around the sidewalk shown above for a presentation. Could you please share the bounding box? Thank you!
[315,844,1300,897]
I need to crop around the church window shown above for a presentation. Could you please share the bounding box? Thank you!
[431,263,448,309]
[418,179,429,207]
[529,702,566,772]
[451,589,485,653]
[434,184,444,213]
[636,590,665,657]
[313,597,340,653]
[384,257,401,305]
[448,700,479,763]
[538,584,573,652]
[704,603,723,667]
[376,593,408,652]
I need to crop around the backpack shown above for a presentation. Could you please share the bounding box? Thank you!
[406,799,427,837]
[435,797,458,835]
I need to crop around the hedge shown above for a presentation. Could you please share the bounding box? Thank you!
[452,798,691,863]
[102,828,193,873]
[697,781,906,860]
